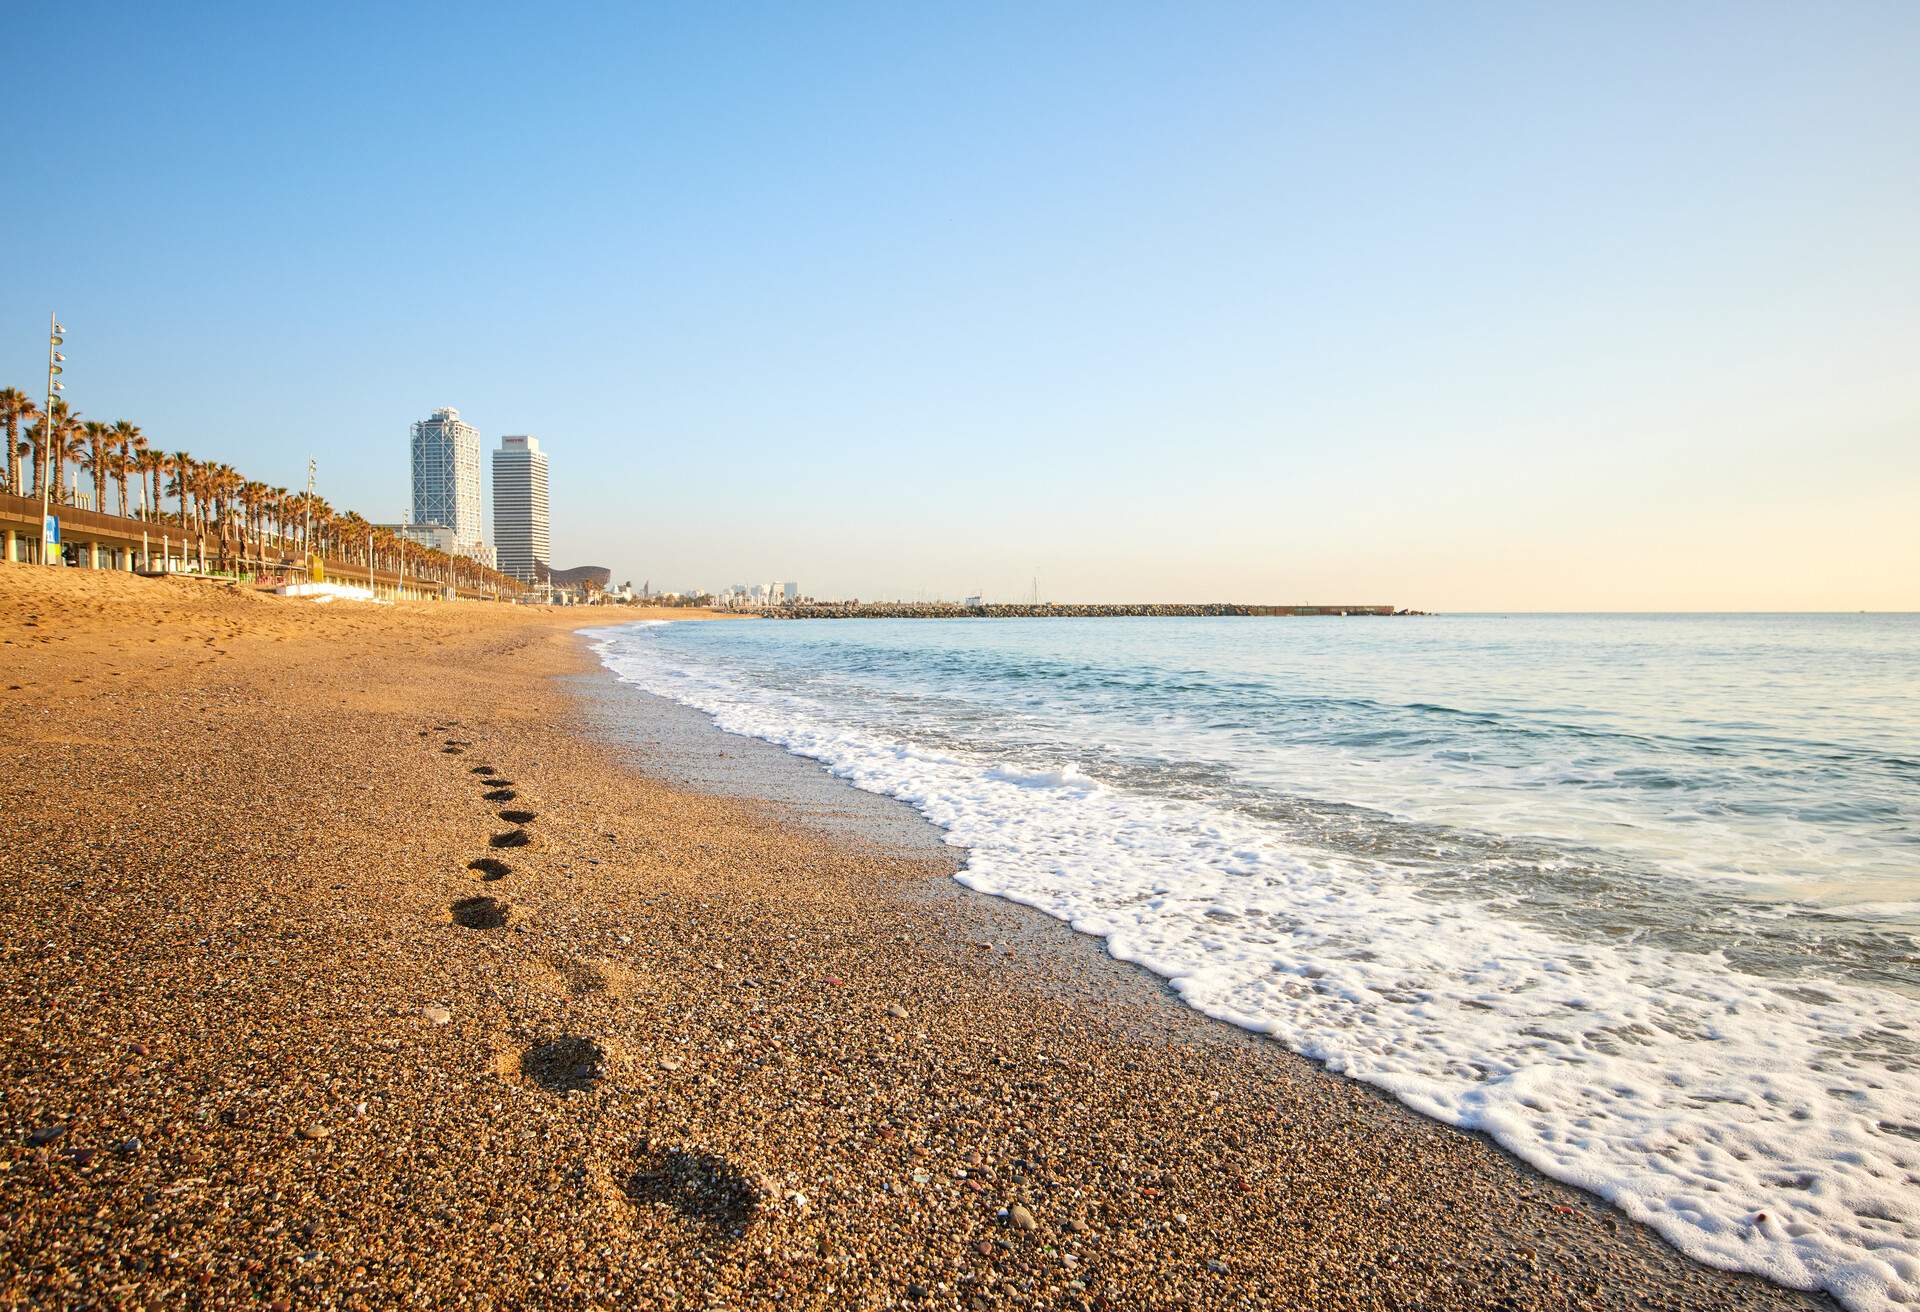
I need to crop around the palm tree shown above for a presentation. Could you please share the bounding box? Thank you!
[111,421,143,515]
[243,481,277,560]
[236,481,260,558]
[111,445,132,517]
[22,417,46,502]
[136,448,164,520]
[335,510,364,572]
[193,462,216,542]
[212,464,243,565]
[166,451,194,526]
[53,409,86,506]
[81,421,112,511]
[372,526,400,577]
[0,388,38,497]
[160,452,180,524]
[310,497,335,560]
[204,462,226,562]
[26,399,79,505]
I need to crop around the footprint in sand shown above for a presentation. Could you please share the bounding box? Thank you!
[470,765,496,776]
[497,809,536,825]
[467,857,512,881]
[441,745,466,755]
[624,1148,763,1235]
[450,895,509,929]
[489,829,531,849]
[539,955,636,1000]
[519,1037,608,1092]
[483,788,518,802]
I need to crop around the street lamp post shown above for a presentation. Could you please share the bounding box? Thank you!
[302,457,316,577]
[39,314,65,565]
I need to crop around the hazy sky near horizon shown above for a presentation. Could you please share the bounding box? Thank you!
[3,1,1916,610]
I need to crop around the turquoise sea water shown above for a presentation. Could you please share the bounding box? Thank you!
[592,614,1919,1310]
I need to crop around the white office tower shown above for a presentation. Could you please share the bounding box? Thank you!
[492,435,551,584]
[783,581,799,602]
[410,408,485,561]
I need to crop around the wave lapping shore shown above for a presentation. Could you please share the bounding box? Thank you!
[592,613,1918,1312]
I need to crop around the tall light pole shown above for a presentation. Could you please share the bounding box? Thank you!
[302,457,316,575]
[39,314,65,565]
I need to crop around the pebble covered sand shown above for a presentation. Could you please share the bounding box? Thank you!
[0,570,1833,1310]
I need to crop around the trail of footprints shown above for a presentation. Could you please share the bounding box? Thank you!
[428,722,535,914]
[428,723,611,1094]
[422,721,760,1232]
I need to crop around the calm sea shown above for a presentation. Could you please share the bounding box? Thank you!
[589,614,1919,1311]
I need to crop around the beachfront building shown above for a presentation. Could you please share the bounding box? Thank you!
[491,435,551,585]
[409,407,485,562]
[373,520,457,554]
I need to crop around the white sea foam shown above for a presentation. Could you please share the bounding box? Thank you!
[590,626,1920,1312]
[985,762,1097,791]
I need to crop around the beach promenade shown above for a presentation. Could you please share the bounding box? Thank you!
[0,492,509,602]
[0,569,1827,1310]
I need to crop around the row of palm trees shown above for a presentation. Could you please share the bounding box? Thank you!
[0,386,524,596]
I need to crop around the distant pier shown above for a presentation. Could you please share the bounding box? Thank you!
[757,602,1415,619]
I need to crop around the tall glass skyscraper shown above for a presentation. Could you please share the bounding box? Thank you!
[409,407,484,560]
[492,435,551,584]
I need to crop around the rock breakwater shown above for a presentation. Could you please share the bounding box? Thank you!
[759,602,1413,619]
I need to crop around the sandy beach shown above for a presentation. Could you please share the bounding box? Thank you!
[0,569,1831,1310]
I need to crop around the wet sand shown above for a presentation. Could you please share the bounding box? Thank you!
[0,568,1830,1309]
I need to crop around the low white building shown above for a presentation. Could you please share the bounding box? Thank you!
[376,520,457,553]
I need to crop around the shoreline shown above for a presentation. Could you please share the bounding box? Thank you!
[572,621,1836,1309]
[0,569,1830,1309]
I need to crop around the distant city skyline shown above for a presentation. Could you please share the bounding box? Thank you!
[3,4,1916,610]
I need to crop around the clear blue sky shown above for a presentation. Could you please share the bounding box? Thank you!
[4,1,1916,608]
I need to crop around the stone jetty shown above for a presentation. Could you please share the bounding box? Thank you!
[759,602,1413,619]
